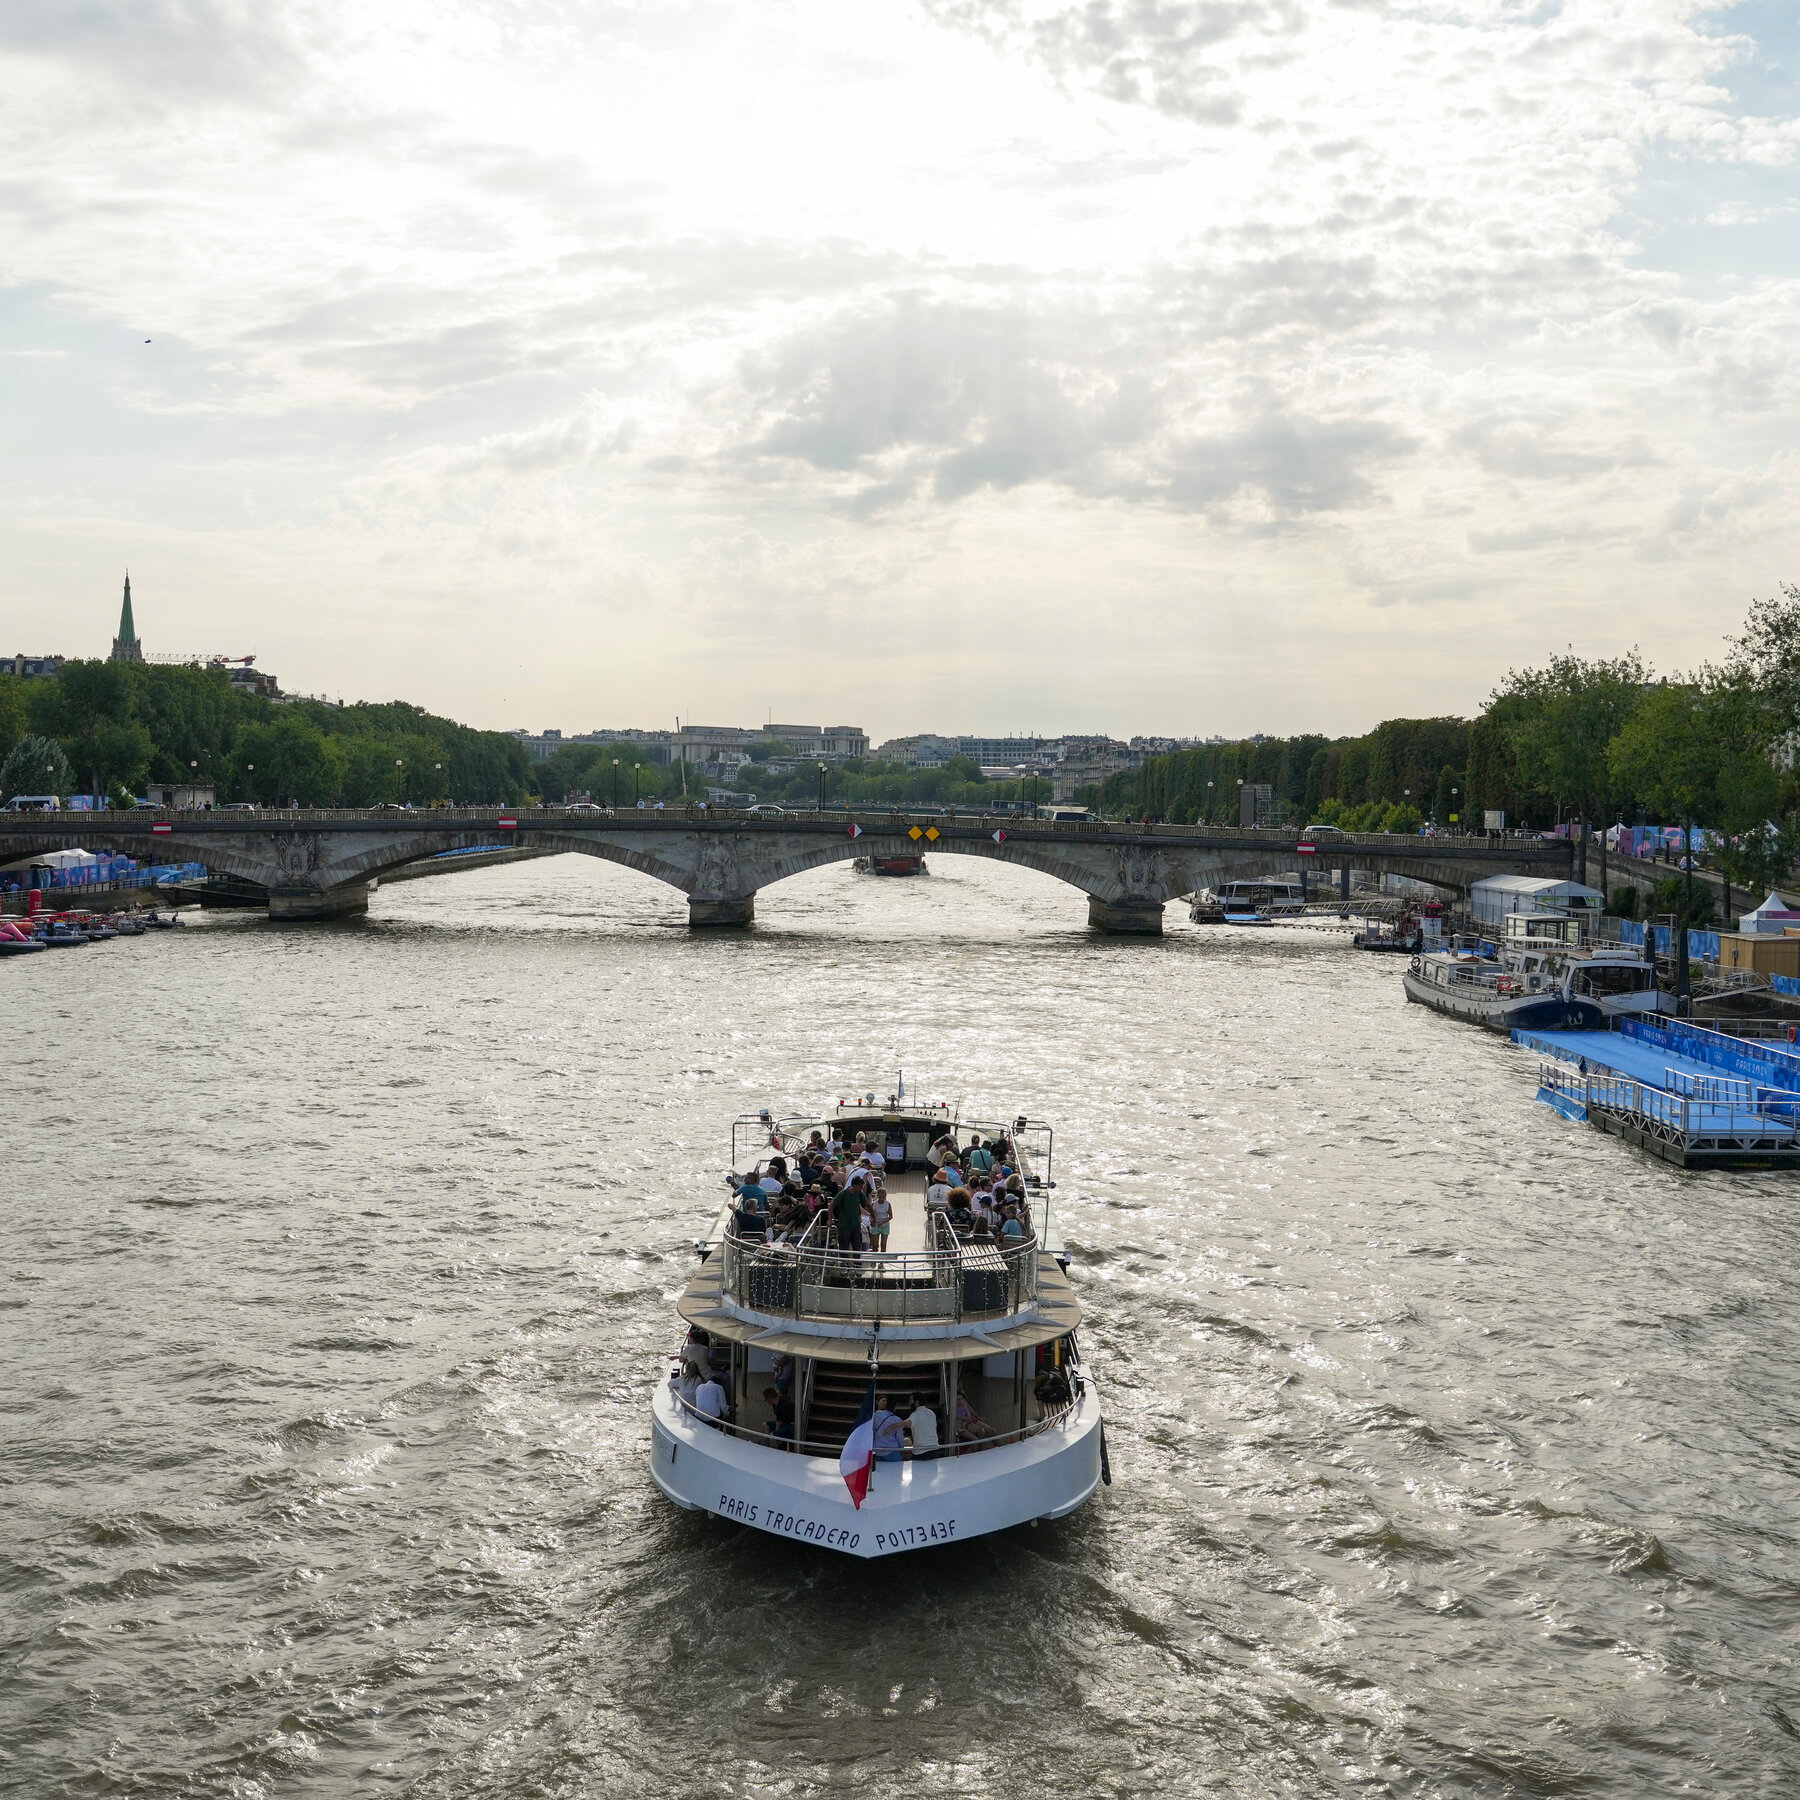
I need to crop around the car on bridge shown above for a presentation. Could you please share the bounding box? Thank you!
[746,804,789,816]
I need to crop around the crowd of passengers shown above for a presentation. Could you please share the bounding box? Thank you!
[729,1128,1034,1251]
[670,1326,1075,1453]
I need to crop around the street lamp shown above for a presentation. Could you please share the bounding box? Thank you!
[817,761,827,811]
[612,758,620,809]
[633,762,641,805]
[1206,779,1213,824]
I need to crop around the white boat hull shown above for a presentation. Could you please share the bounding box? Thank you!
[649,1380,1104,1558]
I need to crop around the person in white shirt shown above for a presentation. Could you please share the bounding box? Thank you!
[867,1191,892,1249]
[759,1168,783,1197]
[695,1375,729,1421]
[906,1397,939,1460]
[925,1172,951,1211]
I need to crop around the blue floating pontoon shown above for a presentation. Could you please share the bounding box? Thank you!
[1516,1020,1800,1168]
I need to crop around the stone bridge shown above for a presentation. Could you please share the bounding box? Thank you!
[1,807,1574,932]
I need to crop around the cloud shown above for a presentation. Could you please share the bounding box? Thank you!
[0,0,316,101]
[920,0,1303,125]
[1,0,1797,738]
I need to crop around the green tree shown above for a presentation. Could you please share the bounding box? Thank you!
[1496,651,1649,871]
[0,733,73,801]
[234,716,344,806]
[0,676,27,766]
[36,660,154,800]
[1608,682,1714,826]
[1431,763,1460,826]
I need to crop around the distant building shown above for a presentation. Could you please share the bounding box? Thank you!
[1053,736,1140,802]
[6,654,63,680]
[511,729,565,762]
[874,734,958,767]
[110,573,144,663]
[821,725,869,760]
[212,659,281,699]
[144,780,217,809]
[674,725,759,764]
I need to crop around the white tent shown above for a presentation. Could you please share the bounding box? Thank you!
[1736,891,1800,935]
[34,847,99,870]
[1469,874,1603,927]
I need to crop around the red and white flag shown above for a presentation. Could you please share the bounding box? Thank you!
[991,829,1006,843]
[847,823,862,838]
[838,1376,877,1509]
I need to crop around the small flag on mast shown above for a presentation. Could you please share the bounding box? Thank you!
[839,1375,877,1509]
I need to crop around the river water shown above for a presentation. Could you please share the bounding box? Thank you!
[4,857,1797,1797]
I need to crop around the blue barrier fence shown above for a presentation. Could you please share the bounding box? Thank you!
[1619,1016,1800,1109]
[2,860,207,894]
[1614,921,1721,962]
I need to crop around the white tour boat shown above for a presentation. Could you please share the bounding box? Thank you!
[650,1092,1106,1558]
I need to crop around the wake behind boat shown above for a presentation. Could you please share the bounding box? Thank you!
[650,1091,1104,1557]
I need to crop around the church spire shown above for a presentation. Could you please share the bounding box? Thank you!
[111,570,143,663]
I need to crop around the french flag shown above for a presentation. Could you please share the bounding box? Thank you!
[838,1375,878,1509]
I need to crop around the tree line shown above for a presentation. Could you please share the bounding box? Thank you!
[532,737,1054,810]
[0,660,531,807]
[1100,585,1800,899]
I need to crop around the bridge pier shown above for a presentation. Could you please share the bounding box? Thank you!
[269,883,370,922]
[1087,896,1164,935]
[689,894,756,928]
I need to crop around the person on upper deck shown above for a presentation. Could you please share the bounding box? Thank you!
[833,1178,866,1251]
[926,1133,953,1172]
[946,1190,975,1234]
[1000,1211,1026,1241]
[867,1187,892,1250]
[695,1373,730,1421]
[925,1170,951,1211]
[966,1137,994,1176]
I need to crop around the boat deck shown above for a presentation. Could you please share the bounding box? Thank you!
[1518,1027,1800,1164]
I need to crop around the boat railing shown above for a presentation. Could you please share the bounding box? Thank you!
[667,1384,1076,1458]
[1538,1059,1800,1138]
[718,1220,1041,1324]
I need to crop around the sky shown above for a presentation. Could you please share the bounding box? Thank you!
[1,0,1797,742]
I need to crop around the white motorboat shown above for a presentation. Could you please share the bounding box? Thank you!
[651,1093,1106,1558]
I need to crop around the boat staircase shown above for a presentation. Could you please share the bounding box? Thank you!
[799,1360,873,1454]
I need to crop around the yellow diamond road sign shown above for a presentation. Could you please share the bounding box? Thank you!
[908,825,923,840]
[925,827,940,841]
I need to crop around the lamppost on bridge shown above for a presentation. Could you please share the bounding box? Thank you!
[1206,780,1213,824]
[633,762,641,806]
[817,761,827,811]
[612,758,620,809]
